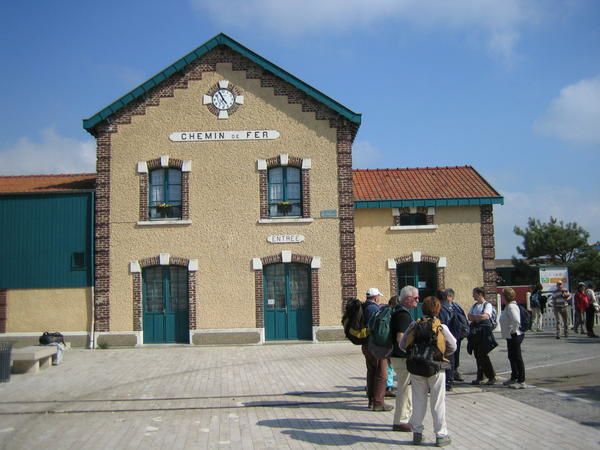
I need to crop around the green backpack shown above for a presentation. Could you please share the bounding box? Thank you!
[368,305,393,347]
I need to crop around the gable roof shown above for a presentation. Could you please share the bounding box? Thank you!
[0,174,96,195]
[353,166,503,208]
[83,33,361,132]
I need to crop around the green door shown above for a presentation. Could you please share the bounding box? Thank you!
[264,263,312,341]
[143,266,189,343]
[397,262,438,320]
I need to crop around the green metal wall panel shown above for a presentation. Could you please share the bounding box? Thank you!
[0,193,93,289]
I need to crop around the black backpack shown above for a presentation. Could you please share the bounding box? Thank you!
[406,319,445,377]
[342,299,369,345]
[39,331,65,345]
[518,304,532,332]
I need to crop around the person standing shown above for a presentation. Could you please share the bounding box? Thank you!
[552,281,570,339]
[499,288,526,389]
[585,283,599,338]
[362,288,393,412]
[574,283,589,334]
[530,283,545,332]
[389,287,418,432]
[399,296,456,447]
[444,288,469,383]
[467,287,497,385]
[439,290,456,391]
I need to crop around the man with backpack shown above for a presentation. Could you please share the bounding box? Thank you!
[389,286,418,431]
[399,296,456,447]
[362,288,393,412]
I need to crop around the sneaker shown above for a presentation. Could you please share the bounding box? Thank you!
[372,403,394,412]
[509,382,525,389]
[503,379,516,386]
[485,378,497,385]
[385,388,397,398]
[436,435,452,447]
[471,379,482,385]
[446,384,453,392]
[413,432,423,445]
[392,423,412,432]
[454,371,464,382]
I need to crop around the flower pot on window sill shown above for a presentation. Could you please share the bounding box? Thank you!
[277,202,293,215]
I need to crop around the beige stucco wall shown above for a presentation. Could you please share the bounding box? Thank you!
[108,63,344,331]
[355,206,484,311]
[6,288,92,332]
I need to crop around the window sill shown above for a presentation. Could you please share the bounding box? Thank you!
[258,218,314,224]
[137,220,192,226]
[389,224,438,231]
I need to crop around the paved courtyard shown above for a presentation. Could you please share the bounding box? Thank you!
[0,342,599,449]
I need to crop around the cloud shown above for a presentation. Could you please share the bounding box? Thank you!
[352,140,386,169]
[534,75,600,145]
[192,0,538,62]
[0,129,95,175]
[493,185,600,258]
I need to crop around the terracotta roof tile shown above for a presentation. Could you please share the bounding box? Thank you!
[0,174,96,194]
[353,166,501,201]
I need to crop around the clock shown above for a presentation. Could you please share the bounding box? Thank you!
[203,80,244,119]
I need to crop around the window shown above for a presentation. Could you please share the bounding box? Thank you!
[268,167,301,217]
[149,168,182,220]
[399,213,427,226]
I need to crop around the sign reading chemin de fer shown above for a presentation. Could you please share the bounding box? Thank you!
[169,130,280,142]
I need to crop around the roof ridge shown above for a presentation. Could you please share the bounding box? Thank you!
[0,173,96,179]
[353,165,472,172]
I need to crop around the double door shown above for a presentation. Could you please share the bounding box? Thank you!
[397,261,438,320]
[143,266,189,343]
[264,263,312,340]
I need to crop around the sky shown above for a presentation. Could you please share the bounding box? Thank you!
[0,0,599,258]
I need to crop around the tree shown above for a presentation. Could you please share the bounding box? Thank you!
[514,217,589,264]
[512,217,600,288]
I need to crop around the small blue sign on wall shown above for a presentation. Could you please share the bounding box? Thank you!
[320,209,337,218]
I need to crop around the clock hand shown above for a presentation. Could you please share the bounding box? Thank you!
[218,91,227,104]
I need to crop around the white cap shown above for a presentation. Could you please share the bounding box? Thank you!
[366,287,382,298]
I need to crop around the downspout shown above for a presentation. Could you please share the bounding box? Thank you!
[89,191,96,349]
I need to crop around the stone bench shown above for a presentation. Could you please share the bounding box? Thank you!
[11,345,58,374]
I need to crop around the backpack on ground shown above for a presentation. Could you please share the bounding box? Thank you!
[406,318,447,377]
[483,301,498,330]
[39,331,65,345]
[518,304,532,332]
[368,305,393,347]
[342,299,369,345]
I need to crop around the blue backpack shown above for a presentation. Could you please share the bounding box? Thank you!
[518,304,532,332]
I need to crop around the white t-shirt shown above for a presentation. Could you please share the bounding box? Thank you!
[499,302,521,338]
[469,302,493,317]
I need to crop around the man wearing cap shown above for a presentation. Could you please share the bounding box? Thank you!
[362,288,393,412]
[552,281,571,339]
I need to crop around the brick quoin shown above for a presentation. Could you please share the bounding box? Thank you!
[480,205,498,302]
[0,289,7,333]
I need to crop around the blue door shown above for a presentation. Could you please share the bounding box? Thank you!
[264,263,312,341]
[143,266,189,343]
[397,262,438,320]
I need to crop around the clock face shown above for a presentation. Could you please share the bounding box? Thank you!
[212,89,235,110]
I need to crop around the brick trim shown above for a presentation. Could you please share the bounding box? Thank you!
[253,253,320,329]
[337,124,357,312]
[139,157,189,221]
[480,205,497,302]
[132,256,196,336]
[94,124,113,332]
[0,289,7,333]
[389,254,446,295]
[258,155,310,219]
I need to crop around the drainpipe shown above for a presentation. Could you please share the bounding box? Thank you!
[89,191,96,350]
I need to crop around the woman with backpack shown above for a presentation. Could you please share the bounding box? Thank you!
[467,287,498,385]
[399,296,456,447]
[499,287,526,389]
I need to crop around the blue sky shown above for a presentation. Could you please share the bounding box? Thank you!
[1,0,599,258]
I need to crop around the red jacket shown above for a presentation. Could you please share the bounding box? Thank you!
[575,291,589,312]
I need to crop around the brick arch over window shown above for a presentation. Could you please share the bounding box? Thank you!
[389,254,445,296]
[137,156,191,221]
[253,253,320,328]
[131,255,197,333]
[258,154,311,219]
